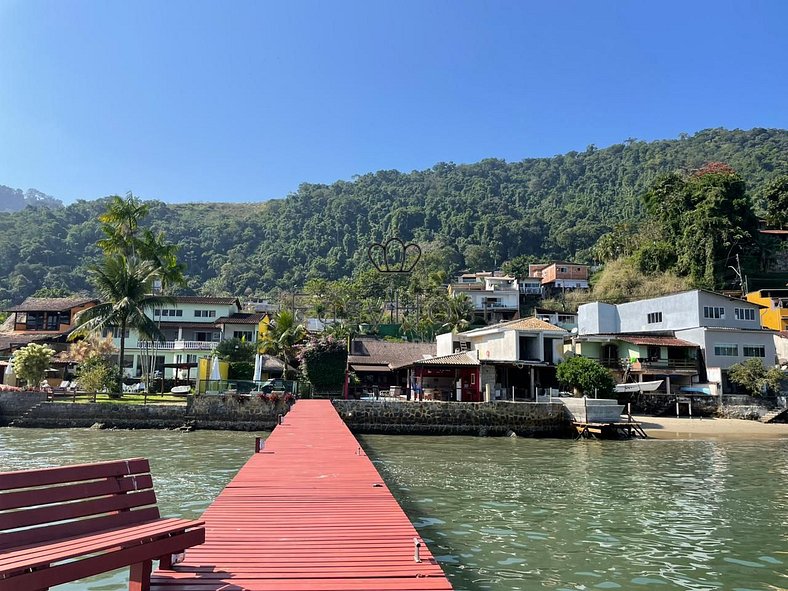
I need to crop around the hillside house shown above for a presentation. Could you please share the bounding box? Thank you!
[529,262,590,295]
[449,272,520,322]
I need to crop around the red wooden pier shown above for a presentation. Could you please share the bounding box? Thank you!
[151,399,453,591]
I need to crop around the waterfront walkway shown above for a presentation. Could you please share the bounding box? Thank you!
[150,399,452,590]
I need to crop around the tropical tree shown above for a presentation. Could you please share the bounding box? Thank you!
[761,174,788,230]
[71,255,172,393]
[257,310,306,376]
[12,343,55,389]
[215,337,255,362]
[438,293,475,334]
[557,356,616,397]
[96,193,150,256]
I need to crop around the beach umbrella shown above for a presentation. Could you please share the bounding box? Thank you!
[209,355,221,382]
[253,354,262,383]
[3,356,15,386]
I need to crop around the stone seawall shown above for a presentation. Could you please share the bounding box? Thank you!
[1,394,291,430]
[0,392,47,424]
[333,400,571,437]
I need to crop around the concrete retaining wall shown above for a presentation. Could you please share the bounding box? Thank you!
[332,400,571,437]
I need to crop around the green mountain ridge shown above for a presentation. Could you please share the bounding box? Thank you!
[1,127,786,307]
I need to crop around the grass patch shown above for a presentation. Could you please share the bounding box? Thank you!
[51,393,187,405]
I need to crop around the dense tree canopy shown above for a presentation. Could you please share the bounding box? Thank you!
[0,128,785,307]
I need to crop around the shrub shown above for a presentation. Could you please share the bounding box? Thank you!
[727,358,783,397]
[12,343,55,389]
[557,356,616,397]
[76,355,121,396]
[298,336,348,390]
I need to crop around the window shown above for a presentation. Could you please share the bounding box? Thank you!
[703,306,725,319]
[233,330,254,341]
[195,331,220,342]
[714,344,738,356]
[25,312,44,330]
[158,309,183,317]
[558,266,568,273]
[122,355,134,368]
[734,308,756,321]
[647,312,663,324]
[743,345,765,357]
[113,327,130,339]
[194,310,216,318]
[45,314,59,330]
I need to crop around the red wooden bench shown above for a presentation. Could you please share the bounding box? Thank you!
[0,458,205,591]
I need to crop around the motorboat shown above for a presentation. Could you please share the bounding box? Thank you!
[614,380,663,393]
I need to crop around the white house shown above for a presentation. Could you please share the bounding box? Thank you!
[110,296,243,379]
[576,290,777,395]
[449,272,520,322]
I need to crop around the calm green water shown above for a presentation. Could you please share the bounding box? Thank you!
[1,428,786,591]
[361,435,788,591]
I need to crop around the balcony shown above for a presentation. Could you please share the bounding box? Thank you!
[137,340,219,351]
[628,358,697,372]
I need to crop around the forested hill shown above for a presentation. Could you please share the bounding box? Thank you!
[0,186,62,213]
[1,127,786,306]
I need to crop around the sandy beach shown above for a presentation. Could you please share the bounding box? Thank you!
[636,415,788,440]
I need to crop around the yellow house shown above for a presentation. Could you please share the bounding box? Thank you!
[745,289,788,331]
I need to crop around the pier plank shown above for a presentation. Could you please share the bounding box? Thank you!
[151,400,452,591]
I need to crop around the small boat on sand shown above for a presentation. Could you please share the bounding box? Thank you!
[614,380,663,393]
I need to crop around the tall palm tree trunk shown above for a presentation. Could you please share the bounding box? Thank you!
[118,317,127,394]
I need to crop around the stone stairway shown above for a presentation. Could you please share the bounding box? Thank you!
[760,407,788,424]
[8,400,48,427]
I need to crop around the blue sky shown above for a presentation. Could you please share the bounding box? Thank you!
[1,0,786,204]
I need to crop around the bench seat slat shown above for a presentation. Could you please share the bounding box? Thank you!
[0,505,161,550]
[0,474,154,511]
[0,458,150,491]
[0,526,205,591]
[1,488,157,530]
[0,518,203,572]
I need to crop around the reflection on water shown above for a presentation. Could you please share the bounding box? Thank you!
[0,427,254,591]
[361,435,788,591]
[1,428,786,591]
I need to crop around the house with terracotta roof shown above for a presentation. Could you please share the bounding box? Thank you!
[405,317,568,401]
[574,289,777,395]
[0,296,99,384]
[347,337,435,395]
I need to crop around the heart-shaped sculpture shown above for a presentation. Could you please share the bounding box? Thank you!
[367,237,421,273]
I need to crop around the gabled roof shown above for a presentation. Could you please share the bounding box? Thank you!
[412,351,479,367]
[461,316,566,335]
[215,312,266,325]
[170,296,240,306]
[6,297,98,313]
[348,338,435,370]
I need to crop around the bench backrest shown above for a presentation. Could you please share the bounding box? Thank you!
[0,458,161,550]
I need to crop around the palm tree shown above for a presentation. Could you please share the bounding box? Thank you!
[440,294,475,334]
[257,310,307,377]
[137,229,187,293]
[70,255,172,393]
[96,193,150,257]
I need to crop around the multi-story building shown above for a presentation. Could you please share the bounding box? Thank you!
[573,290,776,395]
[110,296,245,379]
[746,289,788,331]
[529,262,590,294]
[449,272,520,323]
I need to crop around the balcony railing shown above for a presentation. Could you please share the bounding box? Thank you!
[137,340,219,351]
[582,356,697,371]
